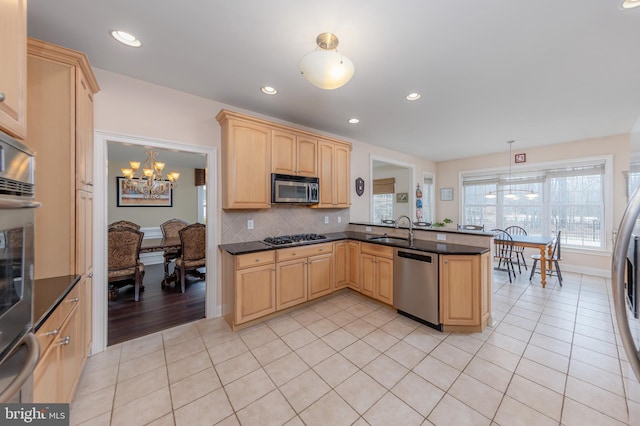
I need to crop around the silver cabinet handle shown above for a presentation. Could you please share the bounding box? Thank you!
[444,259,448,264]
[59,336,71,346]
[0,93,5,102]
[0,333,40,402]
[88,273,93,278]
[612,185,640,380]
[42,329,59,337]
[68,297,79,303]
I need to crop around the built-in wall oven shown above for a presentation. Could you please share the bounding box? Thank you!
[0,130,41,403]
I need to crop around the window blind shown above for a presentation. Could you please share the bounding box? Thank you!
[373,178,395,195]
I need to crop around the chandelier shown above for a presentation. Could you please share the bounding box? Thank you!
[120,151,180,196]
[485,141,538,200]
[299,33,355,90]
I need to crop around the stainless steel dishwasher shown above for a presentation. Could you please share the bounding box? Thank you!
[393,248,442,331]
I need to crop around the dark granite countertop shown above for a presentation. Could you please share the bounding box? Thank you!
[33,274,81,331]
[219,231,489,256]
[349,221,494,236]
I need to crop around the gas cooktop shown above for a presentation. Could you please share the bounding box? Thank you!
[263,233,327,246]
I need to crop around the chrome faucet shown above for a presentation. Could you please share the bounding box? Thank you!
[395,215,414,246]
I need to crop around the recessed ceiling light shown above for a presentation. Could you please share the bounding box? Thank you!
[348,118,360,124]
[261,86,278,95]
[406,93,421,101]
[110,30,142,47]
[622,0,640,9]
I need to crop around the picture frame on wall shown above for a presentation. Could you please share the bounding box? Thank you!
[440,187,453,201]
[396,192,409,203]
[117,177,173,207]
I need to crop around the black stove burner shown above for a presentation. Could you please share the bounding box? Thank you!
[264,233,327,246]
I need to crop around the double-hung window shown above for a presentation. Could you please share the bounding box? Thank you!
[462,157,609,250]
[372,178,395,224]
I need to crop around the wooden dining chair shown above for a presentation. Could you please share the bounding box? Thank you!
[109,220,141,231]
[174,223,206,293]
[108,227,145,301]
[160,218,188,279]
[505,225,528,273]
[492,229,516,283]
[530,231,563,286]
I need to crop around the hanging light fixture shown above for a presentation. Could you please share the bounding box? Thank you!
[299,33,355,90]
[485,141,538,200]
[121,150,180,196]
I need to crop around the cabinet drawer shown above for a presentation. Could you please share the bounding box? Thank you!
[236,251,275,269]
[360,243,393,259]
[36,285,80,351]
[276,243,333,262]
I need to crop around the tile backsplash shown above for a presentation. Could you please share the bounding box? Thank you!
[221,206,350,243]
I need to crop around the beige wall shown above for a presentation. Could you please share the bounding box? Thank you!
[435,134,630,275]
[107,160,200,228]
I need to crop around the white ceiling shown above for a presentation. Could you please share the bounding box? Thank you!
[27,1,640,162]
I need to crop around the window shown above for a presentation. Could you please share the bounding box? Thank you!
[420,175,434,223]
[372,178,395,223]
[462,158,608,250]
[197,185,206,224]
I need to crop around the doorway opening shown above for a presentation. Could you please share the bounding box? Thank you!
[93,132,217,352]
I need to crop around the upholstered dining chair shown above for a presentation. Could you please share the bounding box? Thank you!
[160,218,188,278]
[530,231,563,286]
[109,220,141,231]
[505,225,528,273]
[491,229,516,283]
[108,227,145,301]
[174,223,206,293]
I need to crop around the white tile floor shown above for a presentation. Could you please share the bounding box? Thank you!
[71,269,638,425]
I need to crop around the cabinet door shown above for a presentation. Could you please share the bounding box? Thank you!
[308,253,333,300]
[222,119,271,209]
[334,143,350,207]
[347,242,360,290]
[0,0,26,139]
[76,70,95,191]
[235,264,276,324]
[271,129,296,175]
[33,343,59,403]
[317,141,335,207]
[59,306,80,403]
[296,136,317,177]
[439,255,479,326]
[360,254,376,297]
[376,256,393,305]
[276,258,307,310]
[334,242,348,289]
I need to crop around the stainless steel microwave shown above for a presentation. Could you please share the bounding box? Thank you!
[271,173,319,204]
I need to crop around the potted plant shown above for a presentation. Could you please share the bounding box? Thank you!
[432,218,453,227]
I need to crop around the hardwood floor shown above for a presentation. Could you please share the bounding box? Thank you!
[107,262,205,346]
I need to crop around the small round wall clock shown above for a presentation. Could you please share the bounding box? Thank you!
[355,177,365,196]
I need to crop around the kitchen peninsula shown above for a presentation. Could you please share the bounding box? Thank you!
[220,224,492,334]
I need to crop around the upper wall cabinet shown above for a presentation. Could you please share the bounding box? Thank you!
[217,110,272,209]
[27,38,99,279]
[0,0,27,139]
[271,129,317,177]
[316,139,351,208]
[216,109,351,210]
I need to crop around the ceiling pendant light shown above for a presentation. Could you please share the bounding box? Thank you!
[121,150,180,197]
[485,140,538,200]
[299,33,355,90]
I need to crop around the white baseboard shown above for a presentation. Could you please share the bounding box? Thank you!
[140,252,164,265]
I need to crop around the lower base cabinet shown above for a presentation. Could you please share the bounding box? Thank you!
[230,251,276,325]
[439,252,491,331]
[334,241,360,291]
[360,243,393,305]
[33,281,86,403]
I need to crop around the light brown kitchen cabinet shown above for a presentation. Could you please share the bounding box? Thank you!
[316,139,351,208]
[439,252,491,332]
[217,110,271,209]
[222,250,276,327]
[0,0,27,139]
[27,38,99,280]
[335,241,359,290]
[360,243,393,305]
[276,243,334,304]
[271,129,317,177]
[76,190,93,355]
[33,284,82,403]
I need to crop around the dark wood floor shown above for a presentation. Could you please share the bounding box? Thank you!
[107,263,205,346]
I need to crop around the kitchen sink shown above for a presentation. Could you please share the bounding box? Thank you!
[367,236,408,244]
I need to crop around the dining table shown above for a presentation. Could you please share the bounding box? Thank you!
[139,236,182,286]
[495,234,555,288]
